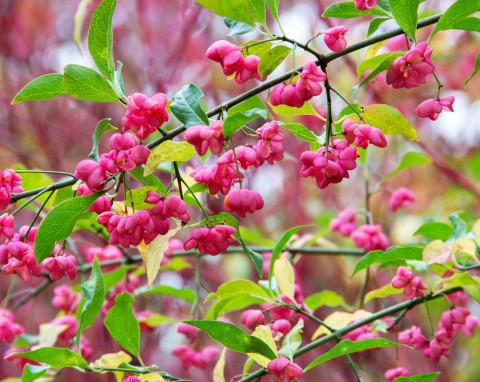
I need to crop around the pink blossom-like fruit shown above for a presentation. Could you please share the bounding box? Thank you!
[389,187,416,212]
[224,189,264,217]
[324,26,348,52]
[416,96,455,120]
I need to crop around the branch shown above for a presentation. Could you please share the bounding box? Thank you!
[10,278,53,311]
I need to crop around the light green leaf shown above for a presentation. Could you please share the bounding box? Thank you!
[465,51,480,86]
[11,74,67,104]
[258,45,291,78]
[63,64,119,103]
[269,99,318,116]
[241,40,273,57]
[88,0,116,81]
[305,338,402,371]
[382,151,431,182]
[395,373,441,382]
[367,17,390,36]
[205,279,271,302]
[223,108,267,138]
[389,0,421,42]
[224,18,255,36]
[184,320,277,359]
[114,61,126,97]
[144,141,196,176]
[279,319,303,360]
[138,313,176,327]
[451,17,480,32]
[322,2,389,18]
[265,0,281,25]
[21,365,49,382]
[10,348,89,369]
[353,104,418,140]
[431,0,480,37]
[364,284,402,303]
[195,0,264,26]
[135,285,195,303]
[129,167,167,193]
[88,118,117,161]
[248,325,278,367]
[206,294,267,319]
[273,253,295,300]
[414,222,453,241]
[34,194,102,262]
[249,0,267,25]
[76,257,105,349]
[125,186,159,210]
[105,293,141,359]
[352,246,424,276]
[73,0,92,52]
[304,290,348,311]
[213,348,227,382]
[282,123,320,145]
[170,83,209,127]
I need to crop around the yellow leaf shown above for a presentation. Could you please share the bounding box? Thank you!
[423,240,452,264]
[311,310,372,340]
[247,325,278,367]
[365,40,388,60]
[144,141,196,176]
[139,373,165,382]
[73,0,93,52]
[92,351,132,368]
[38,323,68,348]
[473,220,480,241]
[273,253,295,301]
[213,348,226,382]
[140,226,182,286]
[452,237,477,259]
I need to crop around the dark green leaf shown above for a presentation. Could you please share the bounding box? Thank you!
[76,257,105,349]
[135,285,195,303]
[414,222,453,241]
[352,246,424,276]
[451,17,480,32]
[258,45,291,78]
[10,348,88,369]
[465,51,480,86]
[367,17,390,36]
[389,0,421,42]
[431,0,480,37]
[170,83,209,127]
[282,123,320,145]
[269,226,308,286]
[21,365,49,382]
[305,339,402,371]
[63,64,119,103]
[395,373,441,382]
[88,0,116,81]
[304,290,348,311]
[377,0,391,11]
[35,194,102,262]
[184,320,277,359]
[195,0,261,27]
[104,292,141,358]
[129,167,167,193]
[322,2,389,18]
[88,118,117,161]
[11,74,67,104]
[224,18,256,36]
[223,108,267,138]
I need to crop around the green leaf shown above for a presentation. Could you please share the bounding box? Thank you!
[382,151,431,182]
[103,265,133,291]
[269,226,308,287]
[224,18,255,36]
[63,64,119,103]
[389,0,420,42]
[129,167,166,193]
[367,17,390,36]
[73,0,91,52]
[465,51,480,86]
[88,0,116,81]
[377,0,391,11]
[304,290,348,311]
[195,0,264,26]
[10,348,89,369]
[248,0,267,25]
[21,365,49,382]
[11,74,67,104]
[451,17,480,32]
[205,279,271,302]
[184,320,277,359]
[365,284,402,303]
[431,0,480,37]
[126,186,159,210]
[265,0,281,25]
[240,241,264,277]
[144,141,196,176]
[394,373,441,382]
[206,294,266,319]
[305,338,402,371]
[269,99,319,116]
[354,104,418,140]
[279,319,303,360]
[242,40,273,57]
[35,194,102,262]
[170,83,209,127]
[135,285,195,303]
[322,2,389,18]
[105,293,141,359]
[76,258,105,349]
[352,246,424,276]
[282,124,320,146]
[88,118,117,161]
[114,61,126,97]
[227,94,268,116]
[11,165,54,209]
[258,45,291,78]
[223,108,267,138]
[449,212,468,238]
[414,222,453,241]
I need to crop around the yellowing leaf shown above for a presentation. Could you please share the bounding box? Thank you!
[213,348,226,382]
[139,226,182,286]
[423,240,452,264]
[144,141,196,176]
[139,373,165,382]
[452,237,477,259]
[38,324,68,348]
[273,253,295,301]
[364,40,388,60]
[92,351,132,368]
[73,0,94,52]
[364,284,401,303]
[248,325,278,367]
[311,310,372,340]
[473,219,480,241]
